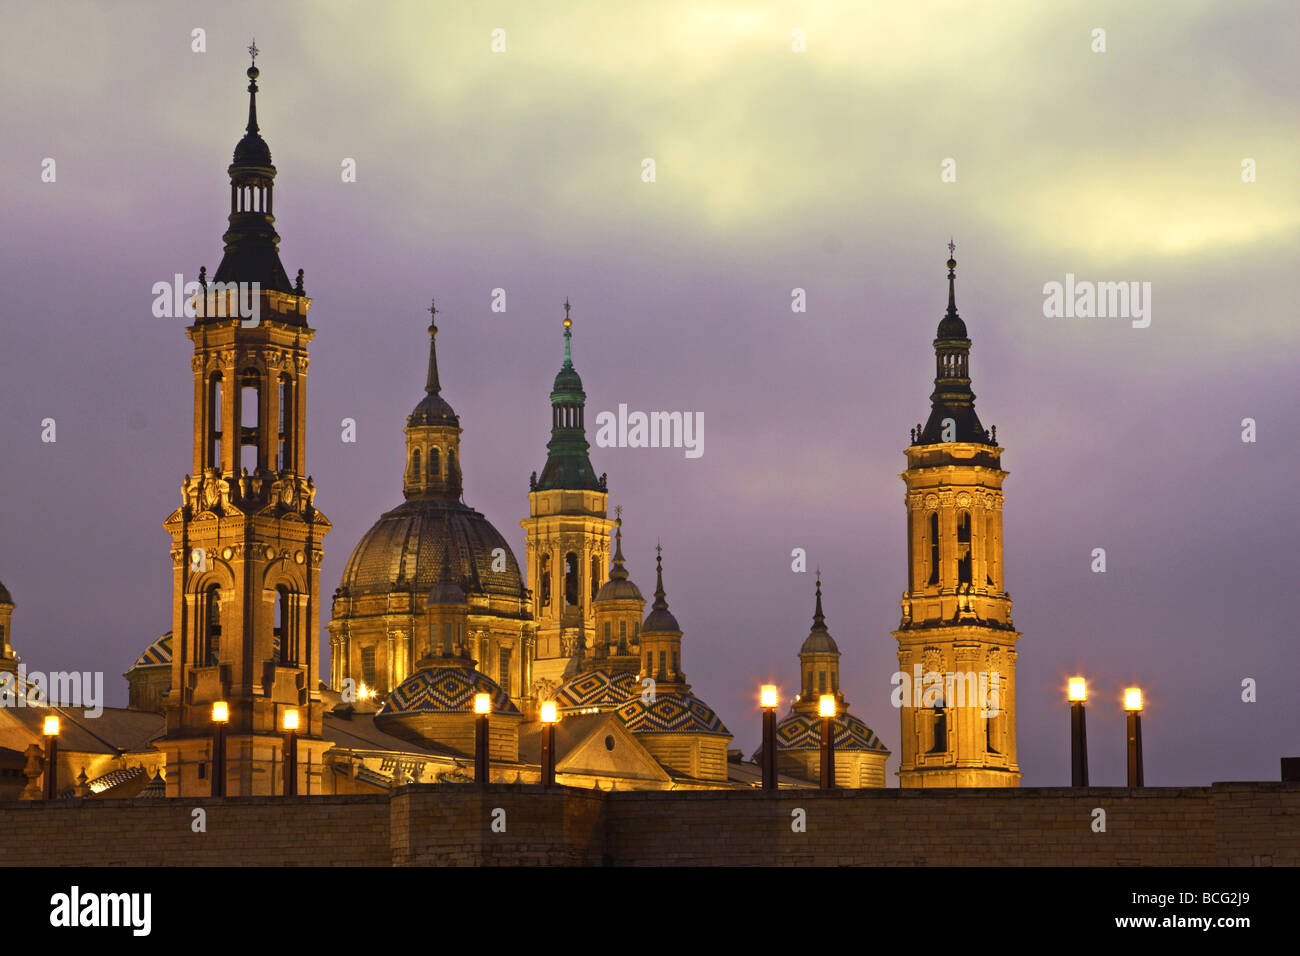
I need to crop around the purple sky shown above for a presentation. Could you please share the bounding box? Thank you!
[2,1,1296,786]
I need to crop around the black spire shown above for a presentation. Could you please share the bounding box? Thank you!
[609,508,629,581]
[211,50,295,302]
[425,299,442,395]
[642,542,680,633]
[407,299,459,428]
[916,240,991,445]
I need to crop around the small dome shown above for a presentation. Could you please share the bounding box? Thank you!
[407,392,459,428]
[377,666,519,717]
[0,580,12,605]
[595,577,643,602]
[642,606,680,633]
[936,311,968,339]
[233,131,272,167]
[800,630,839,655]
[551,363,584,399]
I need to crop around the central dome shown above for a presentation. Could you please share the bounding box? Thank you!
[338,498,525,601]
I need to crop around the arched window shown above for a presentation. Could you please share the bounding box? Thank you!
[203,584,222,665]
[590,555,600,602]
[411,448,421,482]
[564,552,579,606]
[429,447,439,477]
[539,554,551,608]
[957,511,972,586]
[446,449,455,479]
[604,621,611,642]
[277,375,292,471]
[928,701,947,754]
[273,586,290,664]
[928,512,940,586]
[239,369,260,475]
[208,374,223,470]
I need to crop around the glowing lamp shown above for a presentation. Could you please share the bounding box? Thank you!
[539,701,559,724]
[282,708,300,731]
[818,694,836,718]
[212,701,229,723]
[43,715,60,737]
[760,685,778,709]
[1067,678,1087,703]
[1123,688,1143,712]
[474,692,491,715]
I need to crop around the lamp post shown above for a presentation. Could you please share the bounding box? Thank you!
[211,700,229,797]
[539,700,558,788]
[1067,678,1088,787]
[1124,687,1144,787]
[42,715,60,800]
[818,694,836,789]
[282,707,299,796]
[474,692,491,784]
[760,685,778,791]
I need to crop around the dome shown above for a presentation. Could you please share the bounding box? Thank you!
[233,131,272,167]
[338,499,525,602]
[936,311,968,339]
[595,577,643,602]
[799,630,839,654]
[614,692,731,736]
[377,666,520,717]
[642,606,679,633]
[551,363,584,399]
[0,580,12,605]
[775,711,888,753]
[556,669,640,713]
[407,391,459,427]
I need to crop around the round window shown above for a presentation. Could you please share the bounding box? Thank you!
[604,735,615,751]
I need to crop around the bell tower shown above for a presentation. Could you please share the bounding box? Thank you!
[159,51,332,797]
[893,242,1021,788]
[521,303,613,692]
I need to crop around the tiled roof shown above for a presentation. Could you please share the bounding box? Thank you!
[774,711,890,753]
[614,692,731,737]
[377,667,519,717]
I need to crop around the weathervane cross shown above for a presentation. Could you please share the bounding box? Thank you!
[948,238,956,257]
[248,39,259,64]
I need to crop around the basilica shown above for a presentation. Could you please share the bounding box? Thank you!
[0,58,1021,799]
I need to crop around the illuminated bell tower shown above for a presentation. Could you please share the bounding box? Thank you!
[893,242,1021,788]
[522,303,612,692]
[159,51,331,797]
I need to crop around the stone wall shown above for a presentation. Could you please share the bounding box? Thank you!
[1,782,1295,866]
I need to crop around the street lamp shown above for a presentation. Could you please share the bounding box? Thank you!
[282,707,300,796]
[42,714,60,800]
[474,692,491,784]
[1067,678,1088,787]
[760,685,778,791]
[539,700,559,788]
[1124,687,1144,787]
[818,694,836,789]
[211,700,229,797]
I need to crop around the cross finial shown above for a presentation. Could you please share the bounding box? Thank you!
[948,237,956,258]
[656,539,662,558]
[427,298,438,320]
[563,298,571,320]
[615,505,622,520]
[248,39,259,65]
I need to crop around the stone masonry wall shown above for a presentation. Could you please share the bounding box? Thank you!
[1,782,1295,866]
